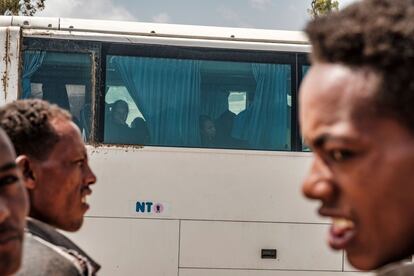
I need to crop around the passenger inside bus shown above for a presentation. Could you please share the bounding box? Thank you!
[131,117,150,145]
[199,115,216,147]
[231,108,249,148]
[105,99,136,144]
[215,110,248,149]
[214,109,236,147]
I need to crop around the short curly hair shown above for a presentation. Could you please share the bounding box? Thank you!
[0,99,72,161]
[305,0,414,131]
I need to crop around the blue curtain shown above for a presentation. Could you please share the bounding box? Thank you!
[111,56,201,146]
[22,51,46,98]
[233,63,290,150]
[201,84,229,120]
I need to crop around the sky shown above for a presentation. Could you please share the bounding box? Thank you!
[37,0,358,31]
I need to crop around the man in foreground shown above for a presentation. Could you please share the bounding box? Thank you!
[0,128,28,275]
[300,0,414,274]
[0,99,99,275]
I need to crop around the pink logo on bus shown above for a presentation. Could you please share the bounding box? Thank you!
[154,203,164,213]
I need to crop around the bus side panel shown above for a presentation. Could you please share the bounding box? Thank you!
[179,269,373,276]
[86,147,317,223]
[66,217,180,276]
[179,220,341,271]
[0,27,20,105]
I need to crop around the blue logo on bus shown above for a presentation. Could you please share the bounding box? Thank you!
[136,201,164,214]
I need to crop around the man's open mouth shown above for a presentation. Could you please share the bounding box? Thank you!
[328,218,356,250]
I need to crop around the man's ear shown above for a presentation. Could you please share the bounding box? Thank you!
[16,155,37,190]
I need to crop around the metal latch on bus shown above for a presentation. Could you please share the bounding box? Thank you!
[261,249,277,259]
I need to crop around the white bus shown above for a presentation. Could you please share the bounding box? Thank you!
[0,16,373,275]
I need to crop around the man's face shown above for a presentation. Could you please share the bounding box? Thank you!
[300,63,414,270]
[29,119,96,232]
[0,131,28,275]
[112,102,128,124]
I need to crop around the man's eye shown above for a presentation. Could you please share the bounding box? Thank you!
[0,175,18,187]
[329,149,355,162]
[72,159,84,168]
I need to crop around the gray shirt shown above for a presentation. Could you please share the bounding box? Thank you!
[377,262,414,276]
[16,218,100,276]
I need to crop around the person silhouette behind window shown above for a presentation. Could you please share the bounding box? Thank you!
[214,110,235,147]
[199,115,216,148]
[131,117,150,145]
[105,100,134,144]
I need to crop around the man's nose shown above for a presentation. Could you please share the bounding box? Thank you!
[84,162,97,186]
[302,156,336,203]
[0,198,11,223]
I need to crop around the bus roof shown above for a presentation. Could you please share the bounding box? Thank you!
[0,16,308,45]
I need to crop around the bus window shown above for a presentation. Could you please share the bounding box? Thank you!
[21,50,93,141]
[105,55,292,151]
